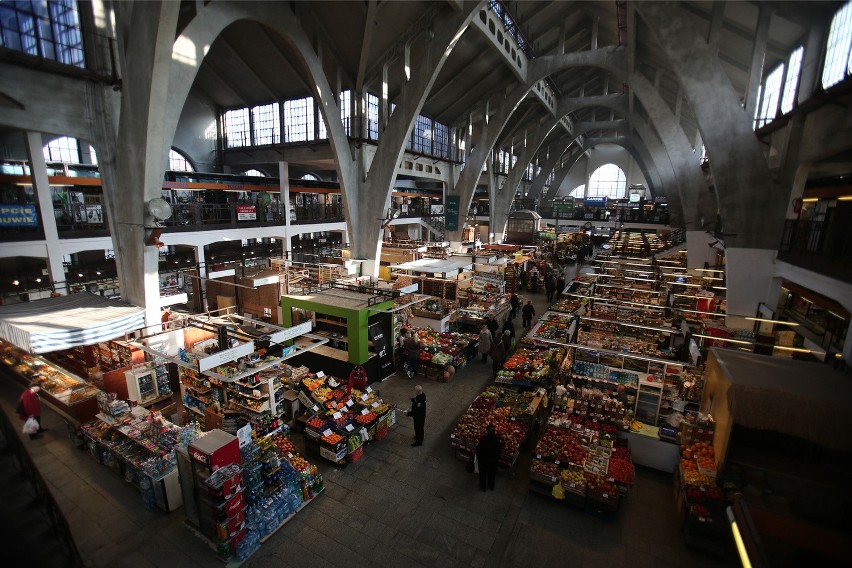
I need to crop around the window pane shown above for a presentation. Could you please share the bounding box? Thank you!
[569,185,585,198]
[0,1,86,67]
[340,90,351,136]
[366,92,379,140]
[224,108,250,148]
[756,64,784,128]
[781,46,804,114]
[317,107,327,140]
[413,115,432,154]
[43,136,79,163]
[242,169,266,177]
[252,102,280,145]
[587,163,626,198]
[169,149,194,172]
[822,2,852,89]
[283,97,314,142]
[434,122,449,158]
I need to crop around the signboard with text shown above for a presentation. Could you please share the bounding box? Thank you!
[236,205,257,221]
[445,195,460,231]
[0,204,37,227]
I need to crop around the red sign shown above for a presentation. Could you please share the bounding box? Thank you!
[236,205,256,221]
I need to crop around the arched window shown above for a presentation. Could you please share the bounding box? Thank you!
[587,164,626,198]
[568,185,585,199]
[169,149,194,172]
[822,2,852,90]
[43,136,78,163]
[301,173,320,181]
[242,169,267,177]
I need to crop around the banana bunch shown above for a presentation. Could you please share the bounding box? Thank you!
[630,420,643,432]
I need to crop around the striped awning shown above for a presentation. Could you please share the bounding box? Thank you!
[0,293,145,353]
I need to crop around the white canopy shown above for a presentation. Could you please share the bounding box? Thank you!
[390,258,473,277]
[0,293,145,353]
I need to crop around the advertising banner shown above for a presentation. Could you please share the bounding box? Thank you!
[0,204,38,227]
[445,195,460,231]
[236,205,257,221]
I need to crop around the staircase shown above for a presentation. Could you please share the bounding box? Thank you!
[421,214,445,240]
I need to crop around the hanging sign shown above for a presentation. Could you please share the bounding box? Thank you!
[269,321,313,344]
[197,341,255,371]
[445,195,460,231]
[236,205,257,221]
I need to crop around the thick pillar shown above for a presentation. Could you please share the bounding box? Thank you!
[279,161,292,256]
[724,248,777,330]
[24,131,67,295]
[685,231,718,269]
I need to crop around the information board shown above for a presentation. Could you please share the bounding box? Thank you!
[445,195,460,231]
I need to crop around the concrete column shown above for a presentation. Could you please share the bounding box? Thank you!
[25,131,67,295]
[685,230,718,269]
[797,22,826,105]
[195,245,208,311]
[744,7,772,119]
[724,247,778,330]
[279,161,292,256]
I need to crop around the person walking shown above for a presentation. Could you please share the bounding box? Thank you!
[491,335,507,378]
[478,323,493,363]
[522,300,536,329]
[486,316,499,341]
[510,292,520,320]
[518,269,527,292]
[475,424,501,491]
[18,381,46,439]
[403,330,421,379]
[530,266,540,293]
[407,385,426,447]
[545,273,556,302]
[555,275,566,301]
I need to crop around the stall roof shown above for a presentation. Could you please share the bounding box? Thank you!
[390,258,473,276]
[0,293,145,354]
[709,348,852,452]
[282,288,380,310]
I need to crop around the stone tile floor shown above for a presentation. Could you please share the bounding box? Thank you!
[0,262,737,567]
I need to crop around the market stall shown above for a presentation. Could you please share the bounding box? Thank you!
[495,346,566,388]
[406,327,477,382]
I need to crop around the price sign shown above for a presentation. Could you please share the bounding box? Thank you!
[371,401,379,408]
[555,460,560,465]
[602,493,609,498]
[346,400,354,407]
[333,411,342,419]
[361,408,369,415]
[536,454,541,459]
[345,424,355,432]
[322,428,332,437]
[366,386,373,393]
[361,394,369,401]
[312,405,320,412]
[316,371,325,378]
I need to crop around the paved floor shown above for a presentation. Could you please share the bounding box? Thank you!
[0,260,737,568]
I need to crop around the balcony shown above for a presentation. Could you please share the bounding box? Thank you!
[778,219,852,282]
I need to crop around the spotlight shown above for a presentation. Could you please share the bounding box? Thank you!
[12,280,19,286]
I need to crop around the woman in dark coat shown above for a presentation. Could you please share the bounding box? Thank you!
[475,424,501,491]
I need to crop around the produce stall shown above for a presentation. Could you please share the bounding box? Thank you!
[525,311,577,346]
[298,373,395,465]
[455,291,513,331]
[450,386,544,471]
[407,327,477,382]
[495,346,566,388]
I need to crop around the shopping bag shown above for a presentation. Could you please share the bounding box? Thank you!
[23,417,39,435]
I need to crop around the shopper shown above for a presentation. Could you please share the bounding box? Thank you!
[486,316,499,340]
[18,381,46,439]
[502,317,515,341]
[518,269,528,291]
[403,330,421,379]
[545,273,556,302]
[478,323,493,363]
[530,266,539,293]
[491,335,507,378]
[501,328,513,356]
[614,384,629,407]
[555,275,566,301]
[475,424,501,491]
[407,385,426,447]
[522,301,536,329]
[510,292,521,319]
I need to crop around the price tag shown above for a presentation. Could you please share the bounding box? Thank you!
[361,394,369,401]
[361,408,369,415]
[366,386,373,393]
[602,493,609,498]
[536,454,541,459]
[346,399,354,407]
[555,460,560,465]
[316,371,325,378]
[322,428,332,437]
[287,453,293,458]
[333,411,342,419]
[312,405,319,412]
[345,424,355,432]
[371,401,379,408]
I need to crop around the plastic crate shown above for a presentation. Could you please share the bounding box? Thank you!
[349,445,364,463]
[375,425,389,440]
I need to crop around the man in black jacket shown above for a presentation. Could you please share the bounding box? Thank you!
[407,385,426,447]
[475,424,501,491]
[522,300,536,329]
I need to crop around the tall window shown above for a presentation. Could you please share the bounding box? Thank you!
[252,103,280,145]
[340,90,352,136]
[413,115,432,154]
[224,108,250,148]
[43,136,79,163]
[0,0,85,68]
[242,169,266,177]
[545,171,555,187]
[301,173,320,181]
[169,149,194,172]
[434,122,449,158]
[366,92,379,140]
[317,110,327,140]
[283,97,314,142]
[781,46,804,114]
[822,1,852,89]
[755,63,785,129]
[587,164,626,198]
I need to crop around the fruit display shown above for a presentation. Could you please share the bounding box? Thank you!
[321,432,344,445]
[496,347,564,386]
[528,312,575,342]
[534,427,587,465]
[0,340,102,405]
[530,458,560,481]
[585,472,618,498]
[411,328,476,358]
[550,297,585,314]
[355,411,378,426]
[450,391,531,460]
[560,467,586,490]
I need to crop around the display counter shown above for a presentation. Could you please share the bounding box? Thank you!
[410,312,452,332]
[620,428,680,472]
[0,339,101,423]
